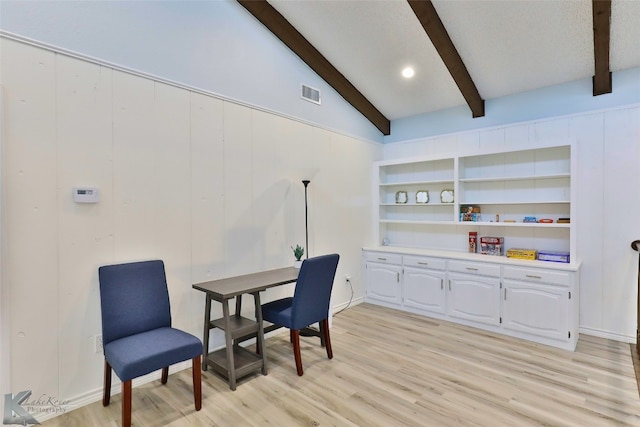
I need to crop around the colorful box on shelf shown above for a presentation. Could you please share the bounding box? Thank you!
[537,250,570,263]
[468,232,478,253]
[460,205,481,222]
[506,248,537,260]
[480,236,504,256]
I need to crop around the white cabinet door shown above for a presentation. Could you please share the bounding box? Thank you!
[502,279,570,342]
[365,262,402,306]
[447,273,501,326]
[403,266,446,314]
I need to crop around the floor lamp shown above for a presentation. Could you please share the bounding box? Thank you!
[302,180,310,259]
[302,179,323,343]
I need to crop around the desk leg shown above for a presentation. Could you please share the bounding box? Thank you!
[253,292,267,375]
[235,294,242,315]
[222,299,236,390]
[202,295,211,372]
[233,295,242,350]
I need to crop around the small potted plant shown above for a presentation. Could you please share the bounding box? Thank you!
[291,244,304,268]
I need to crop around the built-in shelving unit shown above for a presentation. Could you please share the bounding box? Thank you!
[365,140,580,351]
[373,139,576,262]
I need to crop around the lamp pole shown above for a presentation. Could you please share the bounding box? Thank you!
[302,180,310,259]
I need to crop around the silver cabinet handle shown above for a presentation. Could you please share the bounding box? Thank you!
[466,267,478,271]
[448,280,452,291]
[526,274,541,279]
[397,272,400,283]
[378,257,387,261]
[504,289,507,300]
[440,278,444,290]
[418,262,429,266]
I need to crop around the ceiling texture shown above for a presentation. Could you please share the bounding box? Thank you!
[238,0,640,135]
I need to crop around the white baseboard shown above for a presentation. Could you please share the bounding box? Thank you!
[579,326,637,344]
[332,296,364,314]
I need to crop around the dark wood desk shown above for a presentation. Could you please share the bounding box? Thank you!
[192,267,299,390]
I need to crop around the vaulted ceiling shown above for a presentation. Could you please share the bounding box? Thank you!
[239,0,640,135]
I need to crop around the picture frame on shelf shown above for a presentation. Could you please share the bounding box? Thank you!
[440,189,454,203]
[416,190,429,204]
[395,191,408,204]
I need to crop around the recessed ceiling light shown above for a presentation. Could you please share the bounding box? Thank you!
[402,67,415,78]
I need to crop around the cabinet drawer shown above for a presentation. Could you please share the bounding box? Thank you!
[503,266,570,286]
[364,252,402,265]
[403,255,446,270]
[448,260,500,277]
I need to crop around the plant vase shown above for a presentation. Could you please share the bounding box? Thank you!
[294,260,303,269]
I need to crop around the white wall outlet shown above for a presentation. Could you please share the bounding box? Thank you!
[94,335,103,354]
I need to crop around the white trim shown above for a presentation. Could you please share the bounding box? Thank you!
[579,326,636,344]
[0,31,381,148]
[377,136,575,166]
[333,296,364,314]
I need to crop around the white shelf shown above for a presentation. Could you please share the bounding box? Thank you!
[380,203,455,207]
[380,219,454,225]
[364,246,581,271]
[456,221,570,228]
[380,179,454,187]
[459,173,570,183]
[380,219,570,228]
[459,200,570,205]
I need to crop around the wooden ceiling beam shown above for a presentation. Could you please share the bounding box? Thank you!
[407,0,484,118]
[237,0,391,135]
[592,0,612,95]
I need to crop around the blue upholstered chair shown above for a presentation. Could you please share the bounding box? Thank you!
[261,253,340,376]
[98,260,203,427]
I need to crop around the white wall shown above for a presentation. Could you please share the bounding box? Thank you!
[386,67,640,143]
[0,0,383,143]
[0,38,380,411]
[383,107,640,342]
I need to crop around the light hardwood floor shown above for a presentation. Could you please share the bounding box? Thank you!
[43,303,640,426]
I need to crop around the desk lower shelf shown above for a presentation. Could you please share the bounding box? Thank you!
[211,315,259,338]
[205,346,263,380]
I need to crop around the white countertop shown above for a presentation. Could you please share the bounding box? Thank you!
[362,246,581,271]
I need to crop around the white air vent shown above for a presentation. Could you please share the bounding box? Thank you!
[301,84,321,105]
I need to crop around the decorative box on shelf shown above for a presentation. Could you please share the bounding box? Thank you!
[468,232,478,253]
[480,236,504,256]
[460,205,481,222]
[538,250,570,263]
[506,248,537,260]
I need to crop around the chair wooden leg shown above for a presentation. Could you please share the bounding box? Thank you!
[192,356,202,411]
[103,360,112,406]
[321,319,333,359]
[122,380,132,427]
[290,329,294,344]
[161,367,169,384]
[291,329,303,376]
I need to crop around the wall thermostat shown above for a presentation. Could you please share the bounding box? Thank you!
[73,187,99,203]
